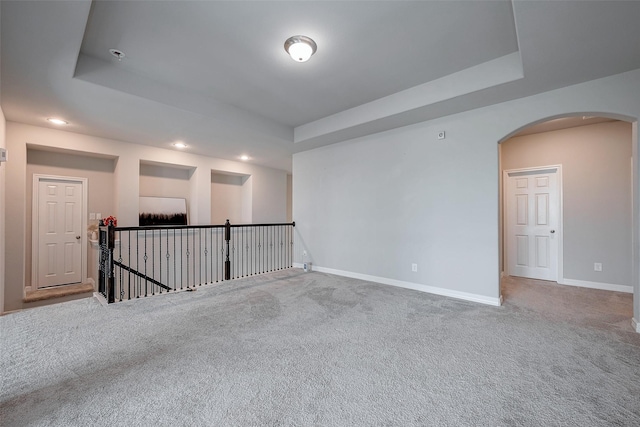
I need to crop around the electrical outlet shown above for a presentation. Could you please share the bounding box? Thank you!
[89,213,96,220]
[96,213,101,219]
[411,263,418,272]
[594,262,603,272]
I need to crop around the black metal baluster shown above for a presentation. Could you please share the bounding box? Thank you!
[152,229,156,295]
[251,226,254,276]
[235,227,238,279]
[204,228,208,285]
[256,227,261,275]
[180,229,184,290]
[279,226,282,270]
[136,230,140,298]
[288,225,292,268]
[192,228,196,287]
[186,228,190,289]
[292,224,295,268]
[127,231,131,300]
[117,230,123,301]
[268,226,271,272]
[233,229,237,279]
[158,230,162,294]
[166,230,170,291]
[144,229,149,297]
[107,226,115,303]
[208,228,212,284]
[224,220,231,280]
[216,227,219,282]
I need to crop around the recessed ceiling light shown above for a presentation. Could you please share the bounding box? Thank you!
[173,142,187,149]
[47,118,68,125]
[240,155,249,161]
[284,35,317,62]
[109,48,125,61]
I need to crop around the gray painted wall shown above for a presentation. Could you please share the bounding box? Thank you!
[501,121,632,286]
[0,107,6,313]
[293,69,640,317]
[139,162,192,220]
[287,174,293,223]
[211,172,249,224]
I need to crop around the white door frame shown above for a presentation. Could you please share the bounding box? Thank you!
[503,165,564,283]
[31,174,88,289]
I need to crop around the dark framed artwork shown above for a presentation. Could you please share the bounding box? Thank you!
[139,196,188,226]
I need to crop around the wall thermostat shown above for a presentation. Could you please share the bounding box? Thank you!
[0,148,7,162]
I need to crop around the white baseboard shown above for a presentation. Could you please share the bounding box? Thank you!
[560,278,633,293]
[298,264,502,306]
[632,318,640,333]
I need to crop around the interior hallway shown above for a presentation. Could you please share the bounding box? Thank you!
[501,275,635,337]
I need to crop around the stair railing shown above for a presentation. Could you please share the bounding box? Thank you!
[98,220,295,303]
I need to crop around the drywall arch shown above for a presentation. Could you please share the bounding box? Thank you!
[499,112,637,144]
[497,111,639,333]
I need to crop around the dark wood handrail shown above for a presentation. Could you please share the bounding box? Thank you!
[113,221,295,231]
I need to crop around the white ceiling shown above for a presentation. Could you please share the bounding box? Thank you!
[2,1,640,172]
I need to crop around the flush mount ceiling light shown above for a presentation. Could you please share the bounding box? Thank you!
[47,118,68,125]
[240,155,249,161]
[109,48,125,61]
[172,142,187,149]
[284,35,317,62]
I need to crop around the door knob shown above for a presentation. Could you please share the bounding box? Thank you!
[550,230,555,234]
[76,235,81,240]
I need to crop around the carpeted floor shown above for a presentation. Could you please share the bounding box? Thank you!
[1,270,638,426]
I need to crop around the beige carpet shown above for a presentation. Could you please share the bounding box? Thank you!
[1,270,638,426]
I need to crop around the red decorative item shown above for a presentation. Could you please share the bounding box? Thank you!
[103,216,117,227]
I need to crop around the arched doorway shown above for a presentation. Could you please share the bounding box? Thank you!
[497,113,638,332]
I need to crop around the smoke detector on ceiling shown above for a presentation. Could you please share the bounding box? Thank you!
[109,49,125,61]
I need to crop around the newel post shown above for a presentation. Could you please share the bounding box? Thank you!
[106,225,115,303]
[98,222,116,303]
[224,219,231,280]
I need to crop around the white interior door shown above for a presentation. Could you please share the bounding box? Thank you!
[35,178,83,288]
[506,168,559,281]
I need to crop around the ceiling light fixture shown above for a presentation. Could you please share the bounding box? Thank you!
[109,48,125,61]
[173,142,187,149]
[47,118,68,125]
[240,155,249,161]
[284,35,317,62]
